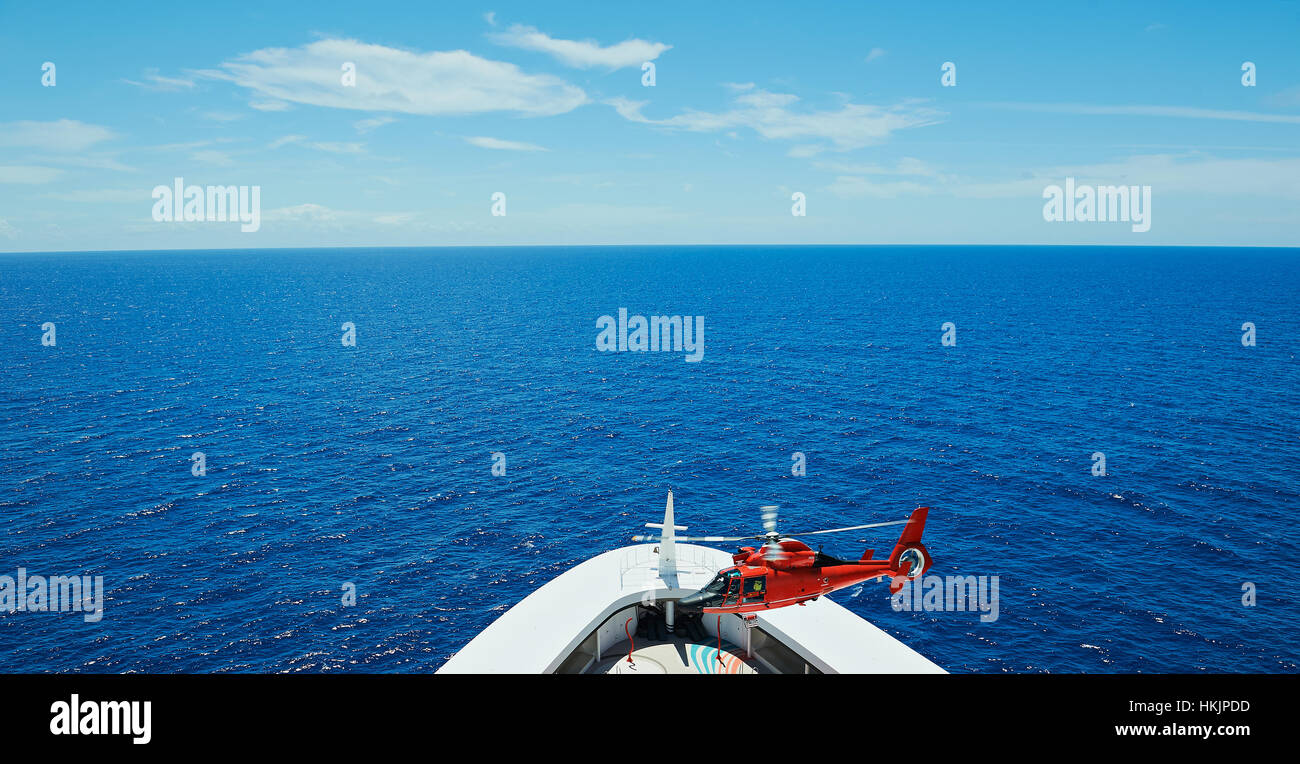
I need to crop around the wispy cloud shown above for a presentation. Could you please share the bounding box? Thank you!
[609,88,943,151]
[249,100,292,112]
[983,101,1300,124]
[823,153,1300,200]
[464,136,548,151]
[1264,86,1300,109]
[825,176,936,197]
[263,203,422,228]
[967,154,1300,200]
[149,139,231,152]
[490,24,670,69]
[40,188,144,203]
[0,120,116,152]
[121,69,197,91]
[864,47,887,63]
[191,149,236,166]
[42,154,135,172]
[199,111,244,123]
[815,157,941,177]
[263,203,340,224]
[311,141,367,154]
[819,158,948,197]
[0,165,64,184]
[199,38,588,117]
[354,116,396,133]
[268,135,367,154]
[268,135,305,150]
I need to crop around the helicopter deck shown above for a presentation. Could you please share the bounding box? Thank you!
[591,635,765,674]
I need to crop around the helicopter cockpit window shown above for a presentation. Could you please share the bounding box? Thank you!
[743,576,766,600]
[724,571,742,596]
[702,573,730,595]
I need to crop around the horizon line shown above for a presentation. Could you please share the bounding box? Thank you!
[3,242,1299,257]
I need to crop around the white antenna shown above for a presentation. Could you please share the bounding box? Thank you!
[643,490,687,579]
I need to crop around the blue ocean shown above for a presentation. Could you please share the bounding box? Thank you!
[1,246,1297,673]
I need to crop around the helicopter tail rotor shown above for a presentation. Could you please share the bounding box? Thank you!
[887,507,933,592]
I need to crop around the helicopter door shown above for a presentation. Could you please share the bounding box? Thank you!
[721,571,743,607]
[742,575,766,602]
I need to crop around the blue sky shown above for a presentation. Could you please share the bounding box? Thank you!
[1,0,1298,251]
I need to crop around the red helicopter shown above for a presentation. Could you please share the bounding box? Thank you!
[634,503,932,614]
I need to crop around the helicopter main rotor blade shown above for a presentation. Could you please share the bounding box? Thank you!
[634,518,913,544]
[758,504,788,559]
[778,519,913,536]
[632,534,757,542]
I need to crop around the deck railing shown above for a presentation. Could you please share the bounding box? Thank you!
[617,543,721,590]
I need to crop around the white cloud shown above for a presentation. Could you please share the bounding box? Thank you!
[269,135,306,150]
[249,100,292,112]
[0,120,116,152]
[263,203,339,223]
[201,38,588,117]
[609,89,943,151]
[191,149,235,165]
[608,97,650,122]
[263,203,421,227]
[40,188,144,203]
[826,176,936,197]
[354,116,396,133]
[464,136,548,151]
[485,11,497,26]
[268,135,367,154]
[815,157,940,177]
[0,165,64,184]
[865,48,887,63]
[0,218,15,238]
[490,24,670,69]
[983,101,1300,124]
[965,154,1300,200]
[1264,86,1300,109]
[538,202,691,225]
[200,111,244,123]
[41,154,135,172]
[311,141,367,154]
[823,153,1300,200]
[122,69,196,91]
[150,139,229,152]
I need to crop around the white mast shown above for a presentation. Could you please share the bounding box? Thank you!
[643,490,687,633]
[644,490,687,579]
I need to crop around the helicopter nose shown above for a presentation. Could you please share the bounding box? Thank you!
[678,591,706,610]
